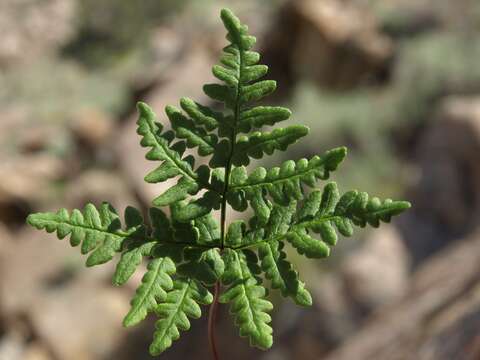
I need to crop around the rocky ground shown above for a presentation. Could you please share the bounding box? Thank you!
[0,1,479,359]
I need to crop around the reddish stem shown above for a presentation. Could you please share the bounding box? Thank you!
[208,281,221,360]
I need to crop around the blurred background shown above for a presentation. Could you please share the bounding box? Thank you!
[1,0,480,359]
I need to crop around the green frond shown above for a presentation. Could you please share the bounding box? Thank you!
[206,7,307,173]
[137,102,215,206]
[113,207,175,286]
[178,248,225,286]
[225,220,246,247]
[180,97,220,131]
[150,278,213,356]
[257,203,312,306]
[166,105,218,156]
[123,256,176,327]
[258,241,312,306]
[238,106,291,133]
[113,240,157,286]
[227,148,347,218]
[170,191,221,222]
[232,126,310,166]
[220,249,273,350]
[193,213,221,245]
[237,184,410,259]
[26,204,144,267]
[25,7,412,357]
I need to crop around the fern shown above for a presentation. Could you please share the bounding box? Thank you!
[26,8,410,358]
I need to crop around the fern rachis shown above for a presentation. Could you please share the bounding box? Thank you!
[27,8,410,359]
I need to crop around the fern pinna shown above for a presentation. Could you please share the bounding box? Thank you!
[27,8,410,358]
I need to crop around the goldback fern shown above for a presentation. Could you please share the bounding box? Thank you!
[27,8,411,358]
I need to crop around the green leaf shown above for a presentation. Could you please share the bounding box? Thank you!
[180,97,220,131]
[286,228,331,259]
[242,65,269,84]
[113,240,156,286]
[220,250,273,350]
[203,83,234,105]
[194,213,221,245]
[227,148,347,219]
[171,191,221,222]
[123,256,177,327]
[137,102,217,206]
[26,203,141,267]
[220,9,256,51]
[226,220,245,247]
[152,177,200,207]
[25,7,412,357]
[213,65,238,87]
[179,248,224,286]
[240,80,277,103]
[232,126,310,166]
[166,105,218,156]
[238,106,291,133]
[150,278,213,356]
[238,184,410,260]
[258,241,312,306]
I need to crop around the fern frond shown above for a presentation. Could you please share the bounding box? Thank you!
[205,8,307,171]
[257,202,312,306]
[179,97,220,131]
[220,249,273,350]
[137,102,215,206]
[26,7,411,357]
[178,248,225,286]
[237,106,291,133]
[227,148,347,220]
[171,191,222,222]
[150,278,213,355]
[236,183,411,259]
[232,126,309,166]
[166,105,219,156]
[258,241,312,306]
[112,207,165,285]
[26,204,144,267]
[113,240,157,286]
[193,213,221,245]
[123,256,176,327]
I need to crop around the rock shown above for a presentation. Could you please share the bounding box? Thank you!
[309,273,359,345]
[29,280,128,360]
[64,169,138,212]
[129,26,186,89]
[0,228,83,315]
[262,0,394,92]
[0,0,76,67]
[70,108,114,149]
[370,0,474,38]
[0,332,23,360]
[325,230,480,360]
[400,96,480,265]
[269,271,358,359]
[0,223,12,255]
[0,227,130,360]
[0,154,64,227]
[0,154,63,205]
[0,333,52,360]
[23,343,52,360]
[341,225,410,312]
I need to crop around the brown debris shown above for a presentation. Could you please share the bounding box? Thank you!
[325,231,480,360]
[262,0,394,92]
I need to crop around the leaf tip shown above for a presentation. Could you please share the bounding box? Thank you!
[136,101,151,114]
[26,213,37,227]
